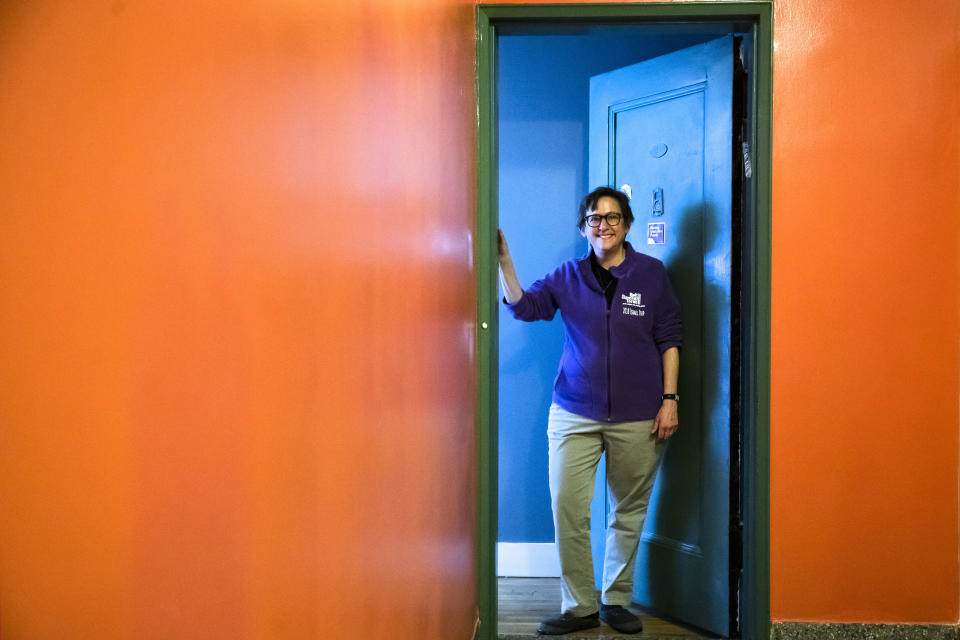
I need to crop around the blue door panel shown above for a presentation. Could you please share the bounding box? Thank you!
[589,35,733,636]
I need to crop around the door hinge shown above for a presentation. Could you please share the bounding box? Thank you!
[741,141,752,178]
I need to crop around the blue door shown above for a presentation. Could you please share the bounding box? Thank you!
[588,36,733,636]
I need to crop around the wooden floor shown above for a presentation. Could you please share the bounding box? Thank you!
[497,578,715,640]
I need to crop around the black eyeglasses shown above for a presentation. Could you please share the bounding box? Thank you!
[584,213,623,228]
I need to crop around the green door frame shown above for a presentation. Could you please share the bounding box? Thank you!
[475,4,772,638]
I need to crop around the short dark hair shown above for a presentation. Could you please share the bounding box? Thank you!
[577,186,634,231]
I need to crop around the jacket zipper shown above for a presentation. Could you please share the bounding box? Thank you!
[605,304,612,422]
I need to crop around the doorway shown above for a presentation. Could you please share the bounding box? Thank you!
[475,4,772,640]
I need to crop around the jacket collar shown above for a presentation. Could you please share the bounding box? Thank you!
[578,241,637,290]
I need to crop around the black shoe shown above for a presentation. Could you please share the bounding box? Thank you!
[600,604,643,634]
[536,611,600,635]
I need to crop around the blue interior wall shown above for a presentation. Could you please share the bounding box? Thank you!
[496,24,732,543]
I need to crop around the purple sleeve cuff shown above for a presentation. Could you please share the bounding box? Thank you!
[502,282,558,322]
[657,341,682,355]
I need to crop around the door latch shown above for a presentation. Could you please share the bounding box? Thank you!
[652,187,664,216]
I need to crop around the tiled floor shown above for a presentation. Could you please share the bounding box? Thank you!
[497,577,714,640]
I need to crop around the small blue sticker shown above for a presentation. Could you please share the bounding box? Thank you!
[647,222,665,245]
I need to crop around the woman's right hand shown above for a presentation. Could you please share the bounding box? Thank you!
[496,229,523,304]
[497,228,511,263]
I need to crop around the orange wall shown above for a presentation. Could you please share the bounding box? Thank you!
[486,0,960,625]
[0,1,477,638]
[769,0,959,623]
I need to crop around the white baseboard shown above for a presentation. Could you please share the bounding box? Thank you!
[497,542,561,577]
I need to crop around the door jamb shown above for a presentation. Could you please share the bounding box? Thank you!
[475,4,773,638]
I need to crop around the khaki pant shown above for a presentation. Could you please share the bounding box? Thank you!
[547,403,666,615]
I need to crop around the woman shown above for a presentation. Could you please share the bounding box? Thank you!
[498,186,681,636]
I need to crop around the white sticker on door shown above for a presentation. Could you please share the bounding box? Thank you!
[647,222,665,245]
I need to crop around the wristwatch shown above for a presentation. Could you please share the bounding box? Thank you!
[661,393,679,403]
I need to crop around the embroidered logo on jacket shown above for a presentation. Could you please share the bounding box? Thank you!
[621,292,646,317]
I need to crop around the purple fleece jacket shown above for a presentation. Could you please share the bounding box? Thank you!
[506,242,682,422]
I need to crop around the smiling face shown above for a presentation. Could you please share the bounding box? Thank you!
[580,195,630,258]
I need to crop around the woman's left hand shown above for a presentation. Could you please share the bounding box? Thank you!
[651,401,679,440]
